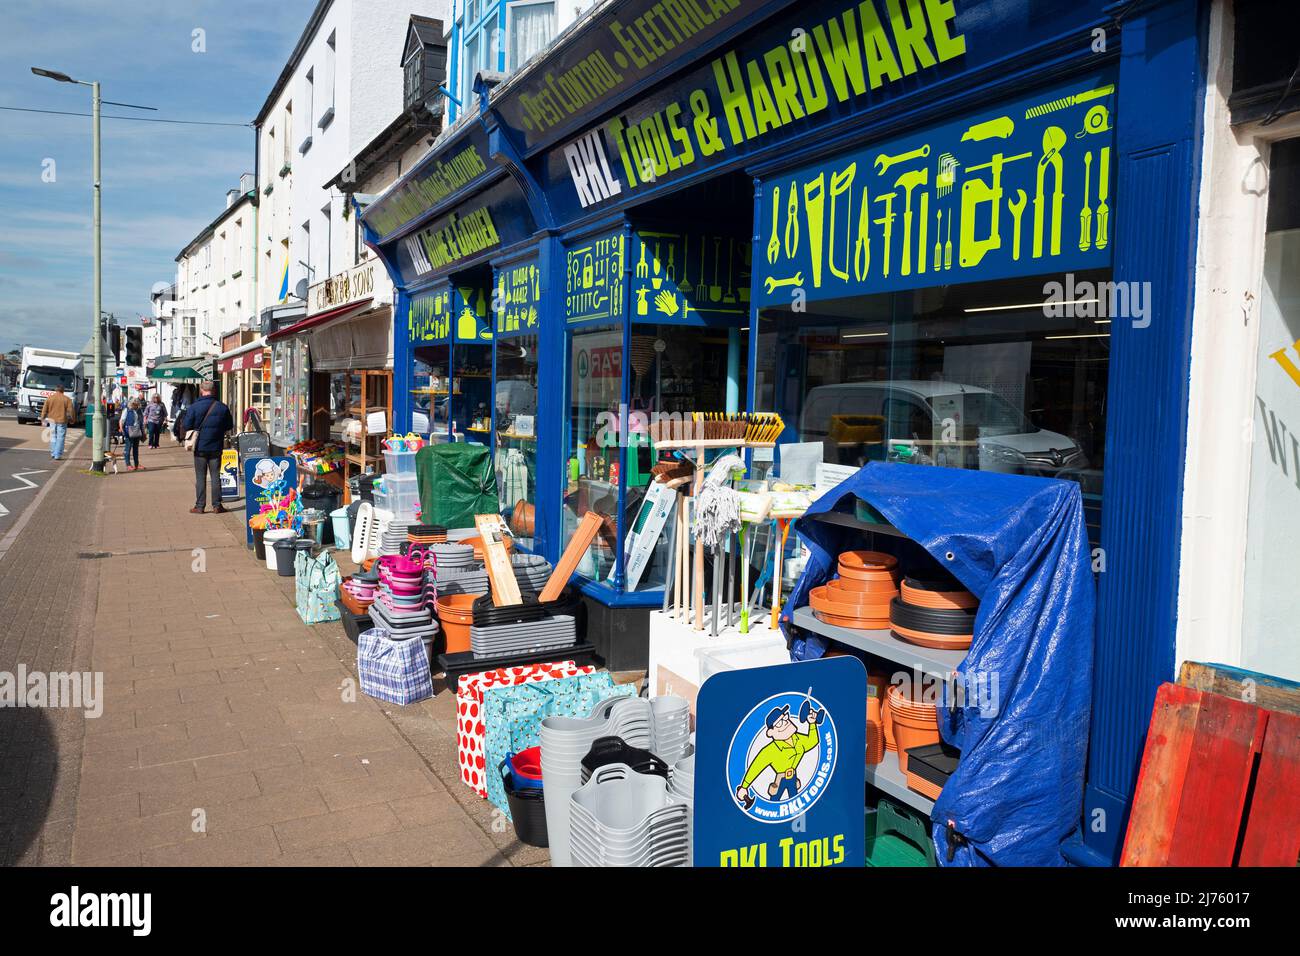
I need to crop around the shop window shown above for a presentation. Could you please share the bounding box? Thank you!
[412,344,451,437]
[564,325,622,582]
[456,341,493,441]
[270,338,310,447]
[507,1,554,71]
[1241,137,1300,680]
[563,323,748,590]
[496,334,539,547]
[755,270,1111,542]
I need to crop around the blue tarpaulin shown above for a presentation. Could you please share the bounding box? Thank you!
[783,463,1095,866]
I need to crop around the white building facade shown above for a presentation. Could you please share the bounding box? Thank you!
[173,182,258,360]
[254,0,445,448]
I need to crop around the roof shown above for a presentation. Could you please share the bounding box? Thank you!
[326,109,434,192]
[253,0,334,126]
[403,15,444,64]
[175,190,256,262]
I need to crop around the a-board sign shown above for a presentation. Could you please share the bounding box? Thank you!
[220,449,240,501]
[694,655,866,867]
[243,456,300,546]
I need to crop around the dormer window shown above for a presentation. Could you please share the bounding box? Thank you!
[402,15,448,115]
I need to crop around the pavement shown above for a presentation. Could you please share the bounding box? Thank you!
[0,423,560,866]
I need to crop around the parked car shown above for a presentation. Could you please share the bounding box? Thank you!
[800,380,1088,476]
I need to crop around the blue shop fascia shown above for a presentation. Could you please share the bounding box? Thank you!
[361,0,1208,864]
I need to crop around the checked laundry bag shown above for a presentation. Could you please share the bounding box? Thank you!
[357,628,434,706]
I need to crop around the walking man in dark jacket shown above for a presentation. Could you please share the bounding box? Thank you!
[180,383,234,514]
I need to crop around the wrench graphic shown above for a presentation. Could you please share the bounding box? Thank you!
[764,273,803,294]
[874,144,930,176]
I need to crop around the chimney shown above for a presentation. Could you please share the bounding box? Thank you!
[239,172,255,195]
[226,188,238,208]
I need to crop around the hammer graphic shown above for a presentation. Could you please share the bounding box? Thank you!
[893,168,929,278]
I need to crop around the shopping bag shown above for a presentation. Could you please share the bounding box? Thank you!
[455,660,593,795]
[296,548,342,625]
[357,627,434,706]
[483,672,635,817]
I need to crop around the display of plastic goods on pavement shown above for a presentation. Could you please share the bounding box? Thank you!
[568,762,691,867]
[470,615,577,659]
[499,759,548,847]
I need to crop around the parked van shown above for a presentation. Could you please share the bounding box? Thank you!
[799,380,1086,475]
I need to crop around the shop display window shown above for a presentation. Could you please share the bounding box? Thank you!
[496,334,539,548]
[563,325,623,582]
[412,344,451,438]
[455,342,493,443]
[250,365,271,425]
[562,323,748,592]
[755,270,1111,542]
[270,338,310,447]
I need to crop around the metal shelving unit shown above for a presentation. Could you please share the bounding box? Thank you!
[791,607,967,676]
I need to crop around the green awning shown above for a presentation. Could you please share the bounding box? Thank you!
[148,357,213,382]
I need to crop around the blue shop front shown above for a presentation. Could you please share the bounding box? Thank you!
[362,0,1207,864]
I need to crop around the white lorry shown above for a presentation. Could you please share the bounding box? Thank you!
[17,346,85,426]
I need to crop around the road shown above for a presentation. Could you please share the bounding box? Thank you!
[0,411,79,538]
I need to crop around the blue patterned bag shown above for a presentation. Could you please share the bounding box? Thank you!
[357,627,433,705]
[483,672,636,817]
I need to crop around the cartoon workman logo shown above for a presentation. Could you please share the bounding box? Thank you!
[726,689,837,823]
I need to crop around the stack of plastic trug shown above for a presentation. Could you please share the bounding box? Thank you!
[569,763,691,867]
[540,697,652,867]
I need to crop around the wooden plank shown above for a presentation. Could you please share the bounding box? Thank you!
[1121,683,1201,867]
[1121,683,1267,866]
[1179,660,1300,717]
[1165,694,1267,866]
[1238,709,1300,866]
[475,514,522,606]
[539,511,602,603]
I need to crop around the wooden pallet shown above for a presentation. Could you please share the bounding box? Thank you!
[1122,681,1299,866]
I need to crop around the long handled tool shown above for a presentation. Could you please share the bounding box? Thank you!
[769,517,791,631]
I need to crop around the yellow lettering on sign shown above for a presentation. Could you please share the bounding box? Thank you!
[1270,341,1300,390]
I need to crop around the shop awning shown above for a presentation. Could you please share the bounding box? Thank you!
[216,336,267,374]
[148,357,213,382]
[266,298,373,343]
[308,305,394,371]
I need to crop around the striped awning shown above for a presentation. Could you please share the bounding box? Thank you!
[148,357,213,382]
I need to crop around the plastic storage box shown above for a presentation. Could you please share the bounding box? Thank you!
[383,448,418,477]
[379,473,420,519]
[695,637,790,684]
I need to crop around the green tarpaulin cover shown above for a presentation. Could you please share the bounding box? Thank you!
[416,443,499,529]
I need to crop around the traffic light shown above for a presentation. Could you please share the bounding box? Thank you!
[125,327,143,366]
[108,324,122,364]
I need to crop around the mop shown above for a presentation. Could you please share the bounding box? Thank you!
[736,489,772,634]
[693,454,743,636]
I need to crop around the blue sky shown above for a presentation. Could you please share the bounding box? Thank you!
[0,1,313,353]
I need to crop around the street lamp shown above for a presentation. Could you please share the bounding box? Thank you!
[31,66,154,472]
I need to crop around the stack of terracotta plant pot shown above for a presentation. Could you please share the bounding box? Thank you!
[886,684,941,772]
[809,550,899,629]
[888,576,979,650]
[434,591,481,654]
[866,671,887,765]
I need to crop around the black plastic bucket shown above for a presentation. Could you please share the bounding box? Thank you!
[273,539,297,576]
[499,760,547,847]
[253,526,266,562]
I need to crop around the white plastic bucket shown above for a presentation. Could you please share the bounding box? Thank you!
[330,507,352,550]
[263,529,296,571]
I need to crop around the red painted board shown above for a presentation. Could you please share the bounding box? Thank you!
[1238,710,1300,867]
[1165,694,1267,866]
[1122,683,1266,867]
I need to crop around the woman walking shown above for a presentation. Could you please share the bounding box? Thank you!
[144,393,166,448]
[119,399,146,472]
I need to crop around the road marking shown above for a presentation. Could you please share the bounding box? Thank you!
[0,437,84,562]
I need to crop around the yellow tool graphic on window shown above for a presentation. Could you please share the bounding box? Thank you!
[804,173,826,288]
[893,168,928,277]
[1033,127,1067,260]
[828,165,855,283]
[784,182,799,259]
[854,187,870,282]
[767,185,781,264]
[960,150,1032,269]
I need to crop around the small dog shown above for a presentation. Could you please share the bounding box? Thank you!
[104,448,119,474]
